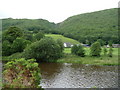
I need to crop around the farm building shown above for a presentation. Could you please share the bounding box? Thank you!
[112,44,120,48]
[64,42,73,47]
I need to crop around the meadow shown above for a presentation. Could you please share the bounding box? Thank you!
[45,34,80,44]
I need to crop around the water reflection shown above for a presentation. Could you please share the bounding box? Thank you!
[39,63,118,88]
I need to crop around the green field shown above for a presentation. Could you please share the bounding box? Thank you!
[45,34,80,44]
[57,48,119,65]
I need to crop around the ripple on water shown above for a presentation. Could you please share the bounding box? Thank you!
[39,63,118,88]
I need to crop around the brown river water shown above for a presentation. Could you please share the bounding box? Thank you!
[39,63,118,88]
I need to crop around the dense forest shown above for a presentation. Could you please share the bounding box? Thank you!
[2,8,119,44]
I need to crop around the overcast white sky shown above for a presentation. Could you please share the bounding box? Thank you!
[0,0,119,23]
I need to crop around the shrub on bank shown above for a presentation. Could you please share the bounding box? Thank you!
[3,58,42,88]
[90,41,101,57]
[23,37,63,62]
[71,44,85,57]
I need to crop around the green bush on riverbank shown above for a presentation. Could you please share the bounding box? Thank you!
[3,58,43,88]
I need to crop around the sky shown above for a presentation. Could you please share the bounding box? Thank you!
[0,0,119,23]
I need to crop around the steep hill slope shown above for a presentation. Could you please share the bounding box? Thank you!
[56,8,118,44]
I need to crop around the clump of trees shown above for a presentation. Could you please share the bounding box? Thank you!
[23,37,64,62]
[71,44,85,57]
[90,41,101,57]
[3,58,42,88]
[2,26,31,56]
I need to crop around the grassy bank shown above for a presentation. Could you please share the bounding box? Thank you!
[2,48,119,65]
[57,48,119,65]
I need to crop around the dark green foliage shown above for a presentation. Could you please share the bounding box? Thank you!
[56,8,119,44]
[34,32,45,41]
[71,45,78,55]
[97,39,105,46]
[2,18,56,34]
[12,37,31,53]
[56,39,64,52]
[71,44,85,57]
[3,26,23,43]
[108,40,113,47]
[76,45,85,57]
[2,40,12,56]
[23,37,63,62]
[3,58,42,88]
[90,41,101,57]
[2,26,32,56]
[103,47,107,56]
[24,32,34,41]
[108,47,113,57]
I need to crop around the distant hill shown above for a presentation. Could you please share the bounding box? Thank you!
[45,34,80,44]
[2,18,56,33]
[56,8,119,44]
[2,8,119,44]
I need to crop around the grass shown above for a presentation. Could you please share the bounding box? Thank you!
[2,47,119,65]
[45,34,80,44]
[57,47,119,65]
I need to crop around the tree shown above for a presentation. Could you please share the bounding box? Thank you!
[97,39,105,46]
[71,44,85,57]
[90,41,101,57]
[103,47,107,56]
[56,39,64,52]
[71,45,78,54]
[12,38,31,53]
[2,40,12,56]
[77,45,85,57]
[3,58,42,88]
[34,32,45,41]
[108,47,113,57]
[4,26,23,43]
[23,37,63,62]
[108,40,113,47]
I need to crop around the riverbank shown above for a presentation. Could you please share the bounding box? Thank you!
[55,54,119,65]
[2,48,119,65]
[50,48,119,65]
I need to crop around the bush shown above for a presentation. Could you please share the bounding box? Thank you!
[12,37,31,53]
[103,47,107,56]
[108,47,113,57]
[23,37,63,62]
[71,44,85,57]
[71,45,78,55]
[3,58,42,88]
[77,45,85,57]
[2,40,12,56]
[90,41,101,57]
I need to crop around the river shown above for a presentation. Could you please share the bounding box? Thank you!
[39,63,118,88]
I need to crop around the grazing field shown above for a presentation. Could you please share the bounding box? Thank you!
[45,34,80,44]
[57,47,119,65]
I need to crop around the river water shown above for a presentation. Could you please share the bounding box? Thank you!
[39,63,118,88]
